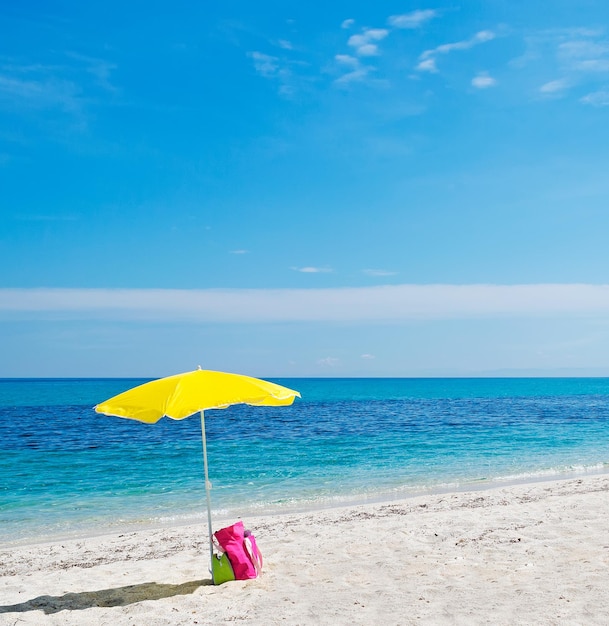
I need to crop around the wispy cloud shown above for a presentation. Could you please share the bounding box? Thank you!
[472,72,497,88]
[0,53,118,122]
[539,78,570,94]
[557,39,609,73]
[416,58,438,73]
[417,30,496,73]
[333,20,397,83]
[277,39,293,50]
[0,73,82,113]
[290,266,333,273]
[347,28,389,57]
[581,90,609,106]
[247,49,303,97]
[335,54,359,68]
[518,29,609,105]
[4,285,609,323]
[318,356,340,367]
[230,249,249,255]
[333,53,372,84]
[360,353,376,360]
[363,269,397,277]
[12,213,79,222]
[334,10,438,84]
[248,17,606,103]
[388,10,438,29]
[248,51,282,78]
[66,52,118,93]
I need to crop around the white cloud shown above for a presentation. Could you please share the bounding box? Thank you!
[519,30,609,105]
[4,284,609,323]
[318,356,340,367]
[581,90,609,106]
[230,249,249,255]
[0,53,118,120]
[360,353,376,359]
[341,18,355,29]
[363,269,397,276]
[0,73,81,113]
[290,266,333,273]
[558,40,609,72]
[576,59,609,72]
[248,51,280,78]
[418,30,496,72]
[474,30,496,44]
[388,10,437,29]
[334,67,371,84]
[335,23,397,82]
[348,28,389,57]
[335,54,359,67]
[425,30,495,58]
[277,39,293,50]
[278,84,295,97]
[356,44,380,57]
[416,58,438,73]
[347,35,368,48]
[334,54,371,84]
[247,51,294,96]
[540,78,569,94]
[472,72,497,88]
[356,28,389,42]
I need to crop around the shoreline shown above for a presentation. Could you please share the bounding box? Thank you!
[2,474,608,624]
[4,465,609,550]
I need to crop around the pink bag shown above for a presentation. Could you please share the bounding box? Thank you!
[214,521,263,580]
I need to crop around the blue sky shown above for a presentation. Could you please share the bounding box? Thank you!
[2,1,609,377]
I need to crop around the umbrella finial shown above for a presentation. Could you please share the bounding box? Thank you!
[197,364,202,370]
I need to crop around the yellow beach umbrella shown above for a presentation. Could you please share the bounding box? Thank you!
[94,367,300,573]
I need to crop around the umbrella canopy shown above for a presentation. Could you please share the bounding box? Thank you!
[95,367,300,421]
[94,367,300,580]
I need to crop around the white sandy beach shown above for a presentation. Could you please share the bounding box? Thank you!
[1,475,608,625]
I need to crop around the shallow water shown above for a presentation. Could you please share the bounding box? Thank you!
[1,377,608,544]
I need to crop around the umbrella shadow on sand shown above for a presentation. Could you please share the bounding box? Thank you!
[0,579,212,615]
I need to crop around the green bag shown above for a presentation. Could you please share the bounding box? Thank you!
[212,552,236,585]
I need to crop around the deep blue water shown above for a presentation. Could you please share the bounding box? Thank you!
[1,377,608,545]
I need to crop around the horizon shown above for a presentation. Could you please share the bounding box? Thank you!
[3,372,609,380]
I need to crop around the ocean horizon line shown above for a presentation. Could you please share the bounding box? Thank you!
[3,373,609,381]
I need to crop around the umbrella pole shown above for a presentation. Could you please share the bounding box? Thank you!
[200,410,214,576]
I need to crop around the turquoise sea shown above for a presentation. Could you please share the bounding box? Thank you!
[1,377,609,546]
